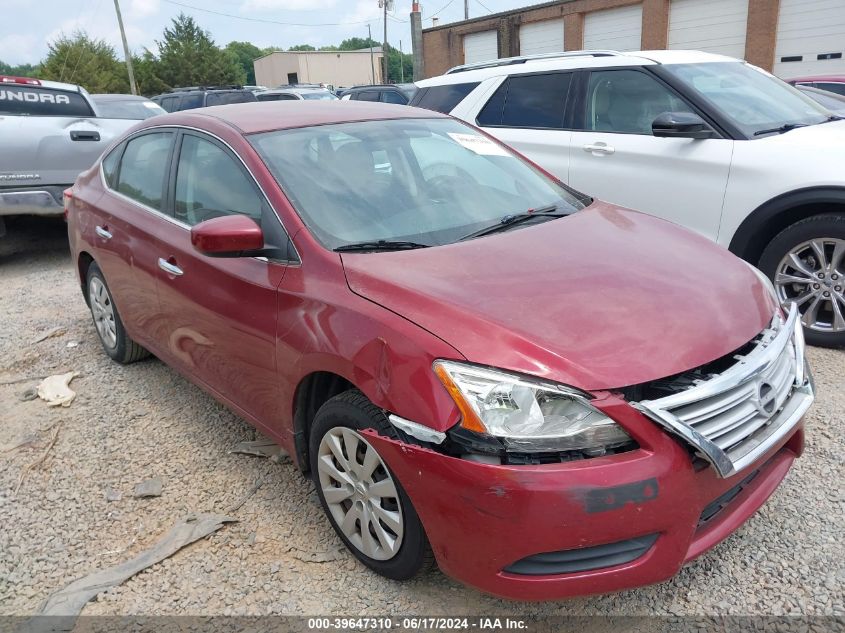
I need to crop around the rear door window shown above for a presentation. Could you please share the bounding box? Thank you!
[816,82,845,96]
[410,82,480,113]
[205,91,256,106]
[381,90,407,104]
[160,96,179,112]
[178,93,204,110]
[356,91,380,102]
[478,73,572,129]
[114,132,173,210]
[0,86,93,116]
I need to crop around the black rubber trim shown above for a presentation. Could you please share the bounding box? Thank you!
[503,533,658,576]
[698,468,760,527]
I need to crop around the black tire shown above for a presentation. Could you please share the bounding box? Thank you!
[759,214,845,348]
[309,389,433,580]
[85,262,150,363]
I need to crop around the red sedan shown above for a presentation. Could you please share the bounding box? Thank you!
[66,102,814,600]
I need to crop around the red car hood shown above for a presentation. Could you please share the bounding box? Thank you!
[341,203,777,391]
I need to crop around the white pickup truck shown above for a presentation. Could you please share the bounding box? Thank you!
[0,75,137,237]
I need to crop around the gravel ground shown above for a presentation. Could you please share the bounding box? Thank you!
[0,216,842,617]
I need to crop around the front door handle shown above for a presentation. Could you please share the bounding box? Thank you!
[95,225,112,240]
[70,130,100,142]
[583,142,615,155]
[158,257,184,276]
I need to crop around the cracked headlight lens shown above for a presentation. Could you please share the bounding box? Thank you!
[434,360,632,454]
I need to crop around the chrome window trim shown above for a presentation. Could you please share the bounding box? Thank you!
[98,123,301,265]
[634,303,814,478]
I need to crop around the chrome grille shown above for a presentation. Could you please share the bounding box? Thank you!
[635,303,814,478]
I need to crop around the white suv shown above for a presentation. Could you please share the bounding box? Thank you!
[412,50,845,347]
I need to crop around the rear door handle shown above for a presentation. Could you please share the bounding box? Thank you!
[583,142,615,155]
[95,225,112,240]
[158,257,184,276]
[70,130,100,142]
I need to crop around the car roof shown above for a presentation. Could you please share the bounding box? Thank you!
[144,101,447,134]
[261,87,330,95]
[417,49,739,86]
[91,94,152,102]
[788,75,845,82]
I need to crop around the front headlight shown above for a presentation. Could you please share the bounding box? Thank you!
[747,262,778,305]
[433,360,633,454]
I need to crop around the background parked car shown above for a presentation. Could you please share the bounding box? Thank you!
[794,85,845,115]
[787,75,845,96]
[243,84,269,93]
[151,86,257,112]
[91,94,167,120]
[255,85,337,101]
[414,50,845,347]
[339,83,418,104]
[0,76,139,237]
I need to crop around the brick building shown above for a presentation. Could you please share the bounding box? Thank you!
[421,0,845,78]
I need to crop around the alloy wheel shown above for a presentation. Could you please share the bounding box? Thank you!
[317,427,404,561]
[89,276,118,349]
[775,238,845,332]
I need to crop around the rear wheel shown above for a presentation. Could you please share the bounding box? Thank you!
[759,215,845,348]
[86,262,150,363]
[309,390,432,580]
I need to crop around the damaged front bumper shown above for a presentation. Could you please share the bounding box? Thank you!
[364,403,805,601]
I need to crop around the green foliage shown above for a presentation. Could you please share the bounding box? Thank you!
[338,37,381,51]
[133,50,169,97]
[384,44,413,83]
[225,41,263,84]
[39,31,129,93]
[0,60,39,78]
[288,44,316,51]
[153,14,245,90]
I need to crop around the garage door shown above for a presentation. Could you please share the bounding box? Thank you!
[668,0,748,58]
[520,19,565,56]
[583,5,642,52]
[774,0,845,78]
[464,30,499,64]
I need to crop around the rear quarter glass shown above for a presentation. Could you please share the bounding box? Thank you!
[0,86,93,117]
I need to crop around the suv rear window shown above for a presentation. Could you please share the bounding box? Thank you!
[205,91,256,107]
[478,73,572,129]
[0,86,93,117]
[410,82,480,114]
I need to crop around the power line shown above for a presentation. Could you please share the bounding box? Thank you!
[426,0,456,20]
[160,0,385,27]
[474,0,493,13]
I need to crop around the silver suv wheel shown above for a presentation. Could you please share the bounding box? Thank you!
[775,238,845,333]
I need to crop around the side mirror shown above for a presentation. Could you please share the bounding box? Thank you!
[652,112,715,139]
[190,215,264,257]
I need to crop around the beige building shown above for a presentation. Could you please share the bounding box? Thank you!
[423,0,845,79]
[254,50,385,88]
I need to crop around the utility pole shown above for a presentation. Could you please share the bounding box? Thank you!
[113,0,137,95]
[399,40,404,83]
[464,0,469,20]
[368,24,375,84]
[382,0,389,84]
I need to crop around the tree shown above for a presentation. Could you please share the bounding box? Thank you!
[39,31,129,93]
[384,44,412,83]
[225,41,263,84]
[133,50,169,97]
[288,44,316,51]
[154,14,245,89]
[338,37,380,51]
[0,60,39,78]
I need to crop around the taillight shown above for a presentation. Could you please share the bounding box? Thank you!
[0,75,41,85]
[63,189,72,221]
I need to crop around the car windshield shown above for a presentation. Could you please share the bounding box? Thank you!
[249,118,586,250]
[95,99,166,120]
[301,91,338,100]
[663,61,832,137]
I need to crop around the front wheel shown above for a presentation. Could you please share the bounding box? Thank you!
[759,214,845,348]
[309,390,432,580]
[86,262,150,363]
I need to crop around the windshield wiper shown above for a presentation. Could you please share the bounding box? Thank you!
[459,204,568,241]
[334,240,430,252]
[753,122,808,136]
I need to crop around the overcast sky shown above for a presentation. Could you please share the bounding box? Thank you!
[0,0,535,65]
